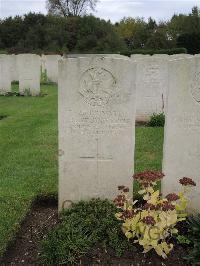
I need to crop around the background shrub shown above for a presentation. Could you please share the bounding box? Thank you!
[147,113,165,127]
[121,47,187,57]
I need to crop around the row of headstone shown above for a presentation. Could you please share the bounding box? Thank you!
[58,55,200,212]
[131,54,194,121]
[0,54,62,96]
[0,54,41,95]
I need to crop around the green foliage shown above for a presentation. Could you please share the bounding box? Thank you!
[0,13,126,54]
[177,33,200,54]
[147,113,165,127]
[187,215,200,265]
[121,48,187,56]
[176,234,191,245]
[40,199,131,264]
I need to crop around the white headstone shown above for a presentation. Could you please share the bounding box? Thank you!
[45,55,61,83]
[41,54,46,73]
[9,54,18,81]
[17,54,40,96]
[132,56,168,121]
[58,57,137,209]
[163,57,200,212]
[0,55,11,94]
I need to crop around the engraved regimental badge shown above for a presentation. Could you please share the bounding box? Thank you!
[191,72,200,103]
[79,67,117,106]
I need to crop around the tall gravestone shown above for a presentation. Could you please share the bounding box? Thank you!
[0,55,11,94]
[132,55,168,121]
[58,56,137,209]
[163,57,200,212]
[17,54,40,96]
[45,55,61,83]
[9,54,18,82]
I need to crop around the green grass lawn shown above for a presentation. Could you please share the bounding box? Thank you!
[0,84,164,256]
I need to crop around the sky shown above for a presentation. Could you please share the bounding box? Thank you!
[0,0,200,22]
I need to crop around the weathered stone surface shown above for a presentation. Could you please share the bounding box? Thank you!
[132,55,167,121]
[153,54,169,58]
[170,54,192,59]
[58,57,136,209]
[0,55,11,94]
[131,54,151,60]
[163,57,200,212]
[17,54,40,95]
[66,54,128,59]
[44,55,61,83]
[9,54,19,81]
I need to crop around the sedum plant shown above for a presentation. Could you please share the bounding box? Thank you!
[114,171,196,259]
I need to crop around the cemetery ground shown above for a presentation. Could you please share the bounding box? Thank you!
[0,83,193,265]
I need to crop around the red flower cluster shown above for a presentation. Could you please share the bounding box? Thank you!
[179,177,196,187]
[162,202,175,211]
[121,210,135,219]
[143,203,155,210]
[133,171,165,184]
[166,193,180,202]
[118,186,129,193]
[114,194,126,207]
[142,216,156,226]
[143,203,162,211]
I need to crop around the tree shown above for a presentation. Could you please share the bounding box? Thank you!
[177,33,200,54]
[46,0,98,17]
[116,17,148,49]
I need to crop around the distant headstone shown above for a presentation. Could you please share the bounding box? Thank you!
[44,55,61,83]
[9,54,18,82]
[132,55,168,121]
[163,57,200,212]
[41,54,46,73]
[58,57,137,209]
[0,55,11,94]
[17,54,40,96]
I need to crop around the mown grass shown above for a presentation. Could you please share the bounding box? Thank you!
[0,84,164,256]
[0,84,58,256]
